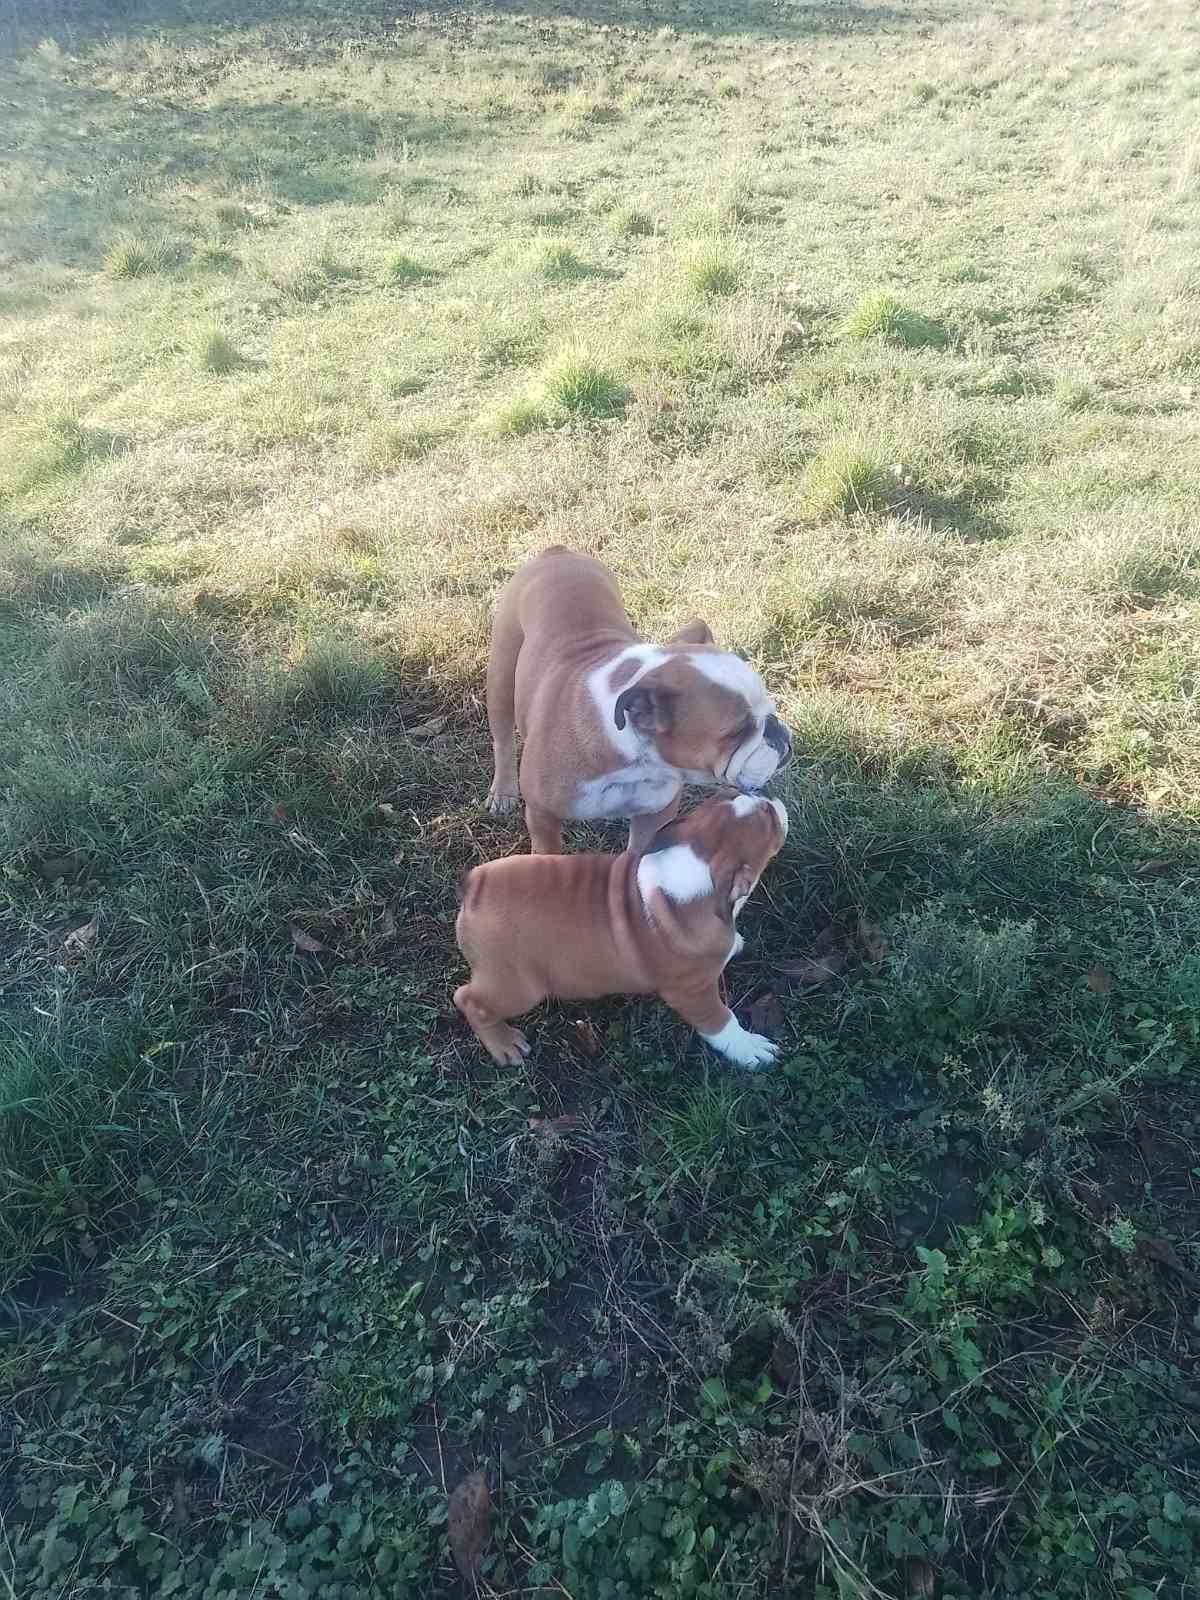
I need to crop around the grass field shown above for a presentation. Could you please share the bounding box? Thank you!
[3,0,1200,1593]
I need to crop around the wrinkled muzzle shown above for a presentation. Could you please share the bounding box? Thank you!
[725,714,792,792]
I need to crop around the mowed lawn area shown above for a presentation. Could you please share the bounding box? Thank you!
[3,0,1200,1593]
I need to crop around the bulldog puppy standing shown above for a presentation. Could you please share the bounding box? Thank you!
[454,791,788,1070]
[485,547,792,854]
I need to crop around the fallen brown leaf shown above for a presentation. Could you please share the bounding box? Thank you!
[528,1114,582,1139]
[375,908,397,941]
[63,915,98,953]
[775,952,846,987]
[1086,963,1113,995]
[77,1232,99,1260]
[747,991,785,1036]
[858,917,889,964]
[1132,858,1172,877]
[447,1469,490,1588]
[571,1018,600,1057]
[407,714,448,739]
[271,801,288,824]
[289,924,327,954]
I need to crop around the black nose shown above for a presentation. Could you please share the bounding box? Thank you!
[764,714,792,762]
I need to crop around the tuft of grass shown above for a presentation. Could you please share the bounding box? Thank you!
[262,630,393,717]
[384,252,434,286]
[682,241,741,297]
[1054,374,1097,411]
[539,347,627,420]
[842,290,947,347]
[191,240,239,273]
[800,441,893,518]
[214,202,257,229]
[609,204,656,239]
[523,239,588,280]
[713,77,741,99]
[101,232,166,279]
[269,250,353,304]
[357,423,444,468]
[3,414,109,499]
[658,1079,744,1171]
[46,595,215,706]
[197,327,245,374]
[487,395,550,436]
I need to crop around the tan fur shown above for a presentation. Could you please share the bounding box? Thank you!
[485,547,787,855]
[453,795,785,1066]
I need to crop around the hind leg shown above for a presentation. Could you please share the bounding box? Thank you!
[486,591,523,815]
[454,982,536,1066]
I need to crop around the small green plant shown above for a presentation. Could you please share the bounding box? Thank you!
[102,233,166,279]
[525,239,588,280]
[842,290,947,346]
[800,441,892,517]
[610,204,655,239]
[683,242,741,297]
[191,240,238,273]
[264,631,392,716]
[539,348,627,419]
[874,903,1036,1060]
[384,252,432,286]
[1053,374,1096,411]
[488,394,549,436]
[198,328,244,374]
[214,202,256,229]
[658,1080,744,1172]
[713,78,740,99]
[270,251,351,304]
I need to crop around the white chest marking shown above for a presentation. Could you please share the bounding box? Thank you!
[570,763,681,821]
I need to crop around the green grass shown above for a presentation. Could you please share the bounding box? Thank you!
[384,251,434,286]
[3,1,1200,1596]
[102,232,167,279]
[197,327,246,373]
[539,346,627,419]
[842,290,948,347]
[682,240,742,296]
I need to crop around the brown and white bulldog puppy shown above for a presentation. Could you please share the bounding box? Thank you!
[454,791,788,1071]
[485,547,792,854]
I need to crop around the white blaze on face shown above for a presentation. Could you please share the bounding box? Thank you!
[636,843,714,907]
[687,651,781,790]
[728,792,789,837]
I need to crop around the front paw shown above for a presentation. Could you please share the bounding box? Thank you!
[701,1016,779,1071]
[487,781,520,815]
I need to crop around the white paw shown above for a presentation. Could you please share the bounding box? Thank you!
[487,784,520,816]
[701,1015,778,1071]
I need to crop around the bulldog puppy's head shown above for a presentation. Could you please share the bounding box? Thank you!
[637,791,789,924]
[604,644,792,792]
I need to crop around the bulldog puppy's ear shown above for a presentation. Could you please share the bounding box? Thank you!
[667,618,714,646]
[614,685,675,735]
[713,861,756,924]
